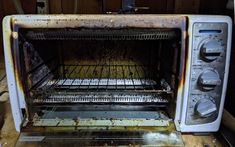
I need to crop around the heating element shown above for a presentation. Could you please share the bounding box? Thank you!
[24,28,178,40]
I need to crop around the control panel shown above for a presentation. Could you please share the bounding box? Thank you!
[186,23,228,125]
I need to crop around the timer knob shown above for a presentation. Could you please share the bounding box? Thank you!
[200,39,223,62]
[198,69,221,90]
[195,98,217,118]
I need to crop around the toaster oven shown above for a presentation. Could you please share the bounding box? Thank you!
[2,15,232,145]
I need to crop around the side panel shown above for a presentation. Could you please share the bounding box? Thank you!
[177,15,232,132]
[2,16,23,132]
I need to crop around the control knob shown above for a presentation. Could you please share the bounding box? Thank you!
[198,69,221,90]
[200,39,223,62]
[194,98,217,118]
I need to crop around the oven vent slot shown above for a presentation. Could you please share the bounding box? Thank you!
[24,29,178,40]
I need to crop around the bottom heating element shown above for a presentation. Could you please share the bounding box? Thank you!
[33,92,169,104]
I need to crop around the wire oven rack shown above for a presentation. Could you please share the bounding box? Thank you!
[31,64,172,104]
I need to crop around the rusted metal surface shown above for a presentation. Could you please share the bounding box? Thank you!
[12,15,186,28]
[3,15,187,132]
[21,121,176,133]
[32,118,170,127]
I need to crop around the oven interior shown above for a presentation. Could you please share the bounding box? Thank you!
[18,28,182,130]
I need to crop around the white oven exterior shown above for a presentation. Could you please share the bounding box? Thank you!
[175,15,232,132]
[2,15,232,132]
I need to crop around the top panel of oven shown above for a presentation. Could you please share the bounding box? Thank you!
[4,15,231,41]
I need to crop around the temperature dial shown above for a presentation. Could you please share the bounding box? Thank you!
[200,39,223,62]
[195,98,217,118]
[198,69,221,90]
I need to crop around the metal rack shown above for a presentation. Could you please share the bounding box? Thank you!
[35,64,171,91]
[31,64,171,104]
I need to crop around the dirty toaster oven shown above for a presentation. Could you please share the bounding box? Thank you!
[2,15,232,145]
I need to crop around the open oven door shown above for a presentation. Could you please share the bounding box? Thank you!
[16,127,184,146]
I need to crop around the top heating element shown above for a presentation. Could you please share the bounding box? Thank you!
[23,28,179,40]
